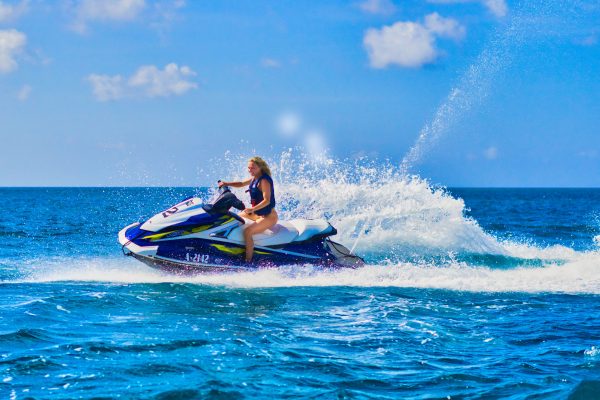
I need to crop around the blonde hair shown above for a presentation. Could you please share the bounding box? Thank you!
[249,156,272,176]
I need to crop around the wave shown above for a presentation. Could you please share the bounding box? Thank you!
[5,253,600,294]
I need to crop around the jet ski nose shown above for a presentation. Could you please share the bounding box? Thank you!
[118,222,142,244]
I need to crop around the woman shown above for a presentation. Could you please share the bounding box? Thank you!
[218,156,278,262]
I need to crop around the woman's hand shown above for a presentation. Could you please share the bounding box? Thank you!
[244,208,254,214]
[218,180,225,188]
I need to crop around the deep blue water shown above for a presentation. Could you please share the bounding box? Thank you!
[2,187,600,399]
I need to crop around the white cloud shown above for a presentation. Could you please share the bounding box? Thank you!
[427,0,507,18]
[79,0,145,20]
[364,22,436,68]
[275,111,301,137]
[363,13,465,68]
[358,0,396,15]
[0,0,28,23]
[88,74,125,101]
[88,63,197,101]
[261,58,281,68]
[482,0,507,18]
[128,63,197,97]
[17,84,31,100]
[71,0,146,33]
[424,12,466,40]
[150,0,187,37]
[0,29,26,73]
[483,146,498,160]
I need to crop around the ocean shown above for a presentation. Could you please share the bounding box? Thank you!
[2,183,600,399]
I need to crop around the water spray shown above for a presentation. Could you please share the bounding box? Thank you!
[400,8,528,175]
[349,7,532,253]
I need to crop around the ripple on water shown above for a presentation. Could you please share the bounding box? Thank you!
[0,328,54,346]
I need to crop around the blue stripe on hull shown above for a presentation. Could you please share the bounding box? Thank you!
[153,237,333,268]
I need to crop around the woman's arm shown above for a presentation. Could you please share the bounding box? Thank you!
[219,178,251,188]
[247,179,272,213]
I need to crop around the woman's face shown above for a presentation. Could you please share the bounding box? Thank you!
[247,161,261,177]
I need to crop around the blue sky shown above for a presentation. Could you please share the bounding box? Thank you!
[0,0,599,187]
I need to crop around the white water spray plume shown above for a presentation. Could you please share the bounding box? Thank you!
[400,5,530,175]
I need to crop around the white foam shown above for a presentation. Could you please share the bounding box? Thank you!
[267,152,587,263]
[10,253,600,294]
[267,152,506,257]
[585,346,600,357]
[16,257,167,284]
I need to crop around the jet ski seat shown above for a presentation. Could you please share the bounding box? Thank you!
[227,220,298,246]
[287,219,334,242]
[227,218,333,247]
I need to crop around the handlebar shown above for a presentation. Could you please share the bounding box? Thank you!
[217,180,231,193]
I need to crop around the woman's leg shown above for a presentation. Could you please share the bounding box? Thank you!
[243,211,278,262]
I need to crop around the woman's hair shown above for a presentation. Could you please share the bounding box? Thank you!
[249,156,272,176]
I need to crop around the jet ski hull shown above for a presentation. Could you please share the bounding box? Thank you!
[128,253,252,274]
[121,226,362,275]
[127,251,355,275]
[118,191,364,275]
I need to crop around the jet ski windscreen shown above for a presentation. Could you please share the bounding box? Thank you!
[203,187,245,215]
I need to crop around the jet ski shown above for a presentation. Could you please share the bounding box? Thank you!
[118,185,364,274]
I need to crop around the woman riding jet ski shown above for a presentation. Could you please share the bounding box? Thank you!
[118,158,363,274]
[218,156,279,263]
